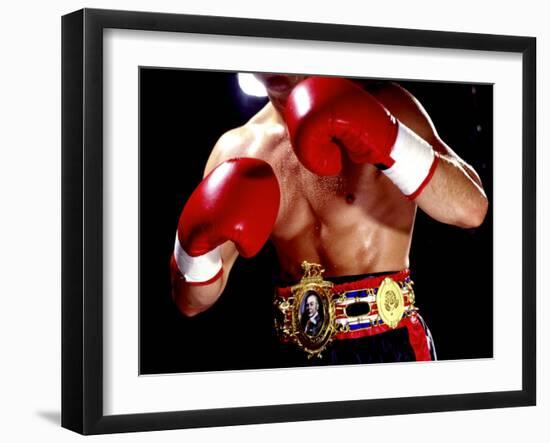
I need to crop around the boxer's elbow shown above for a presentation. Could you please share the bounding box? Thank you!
[179,305,207,318]
[171,278,221,317]
[175,303,198,318]
[173,292,213,317]
[455,194,488,229]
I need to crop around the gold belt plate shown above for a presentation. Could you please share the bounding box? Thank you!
[376,277,405,329]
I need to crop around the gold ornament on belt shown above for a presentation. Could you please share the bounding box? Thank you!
[274,261,336,359]
[376,277,405,329]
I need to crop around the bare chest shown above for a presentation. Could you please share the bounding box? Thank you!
[265,139,413,240]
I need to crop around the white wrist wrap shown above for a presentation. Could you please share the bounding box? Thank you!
[174,236,222,283]
[383,121,436,197]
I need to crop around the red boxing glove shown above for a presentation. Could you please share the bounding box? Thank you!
[173,158,280,284]
[284,77,438,199]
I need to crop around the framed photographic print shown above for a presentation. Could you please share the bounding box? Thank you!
[61,8,536,435]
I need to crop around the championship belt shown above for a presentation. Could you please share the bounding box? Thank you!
[274,262,416,358]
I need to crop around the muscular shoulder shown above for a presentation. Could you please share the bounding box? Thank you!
[204,105,287,176]
[212,126,254,159]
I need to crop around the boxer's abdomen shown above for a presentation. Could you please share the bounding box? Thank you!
[270,157,416,282]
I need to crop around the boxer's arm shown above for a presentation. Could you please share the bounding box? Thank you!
[376,83,488,228]
[171,129,279,317]
[171,136,238,317]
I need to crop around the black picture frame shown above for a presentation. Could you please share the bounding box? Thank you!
[61,8,536,435]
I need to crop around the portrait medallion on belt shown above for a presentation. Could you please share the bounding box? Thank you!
[289,262,336,358]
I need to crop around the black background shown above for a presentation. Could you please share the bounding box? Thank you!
[139,69,493,374]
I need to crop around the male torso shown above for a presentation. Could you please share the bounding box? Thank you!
[208,82,418,282]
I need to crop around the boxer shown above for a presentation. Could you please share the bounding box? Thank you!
[170,74,488,364]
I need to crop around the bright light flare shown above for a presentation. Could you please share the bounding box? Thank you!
[237,73,268,97]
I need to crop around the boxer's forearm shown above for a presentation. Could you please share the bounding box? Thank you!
[171,248,237,317]
[414,153,488,228]
[172,277,224,317]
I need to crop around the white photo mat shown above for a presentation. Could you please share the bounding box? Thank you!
[103,29,522,415]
